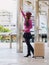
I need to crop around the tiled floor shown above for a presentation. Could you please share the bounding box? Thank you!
[0,42,49,65]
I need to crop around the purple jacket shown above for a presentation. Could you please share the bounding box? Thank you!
[21,10,32,33]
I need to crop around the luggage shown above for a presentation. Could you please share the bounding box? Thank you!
[34,42,45,58]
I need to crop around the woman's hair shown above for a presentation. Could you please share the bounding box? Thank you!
[25,12,32,27]
[26,12,32,19]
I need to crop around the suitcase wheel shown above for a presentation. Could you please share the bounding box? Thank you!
[42,56,44,59]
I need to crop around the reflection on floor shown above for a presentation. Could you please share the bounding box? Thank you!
[0,42,49,65]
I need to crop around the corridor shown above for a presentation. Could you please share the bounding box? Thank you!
[0,43,49,65]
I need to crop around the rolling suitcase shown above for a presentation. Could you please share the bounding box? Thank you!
[34,42,45,58]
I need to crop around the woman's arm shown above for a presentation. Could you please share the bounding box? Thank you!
[20,7,25,18]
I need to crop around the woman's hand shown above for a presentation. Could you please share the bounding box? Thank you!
[20,7,21,10]
[21,30,24,32]
[20,7,22,11]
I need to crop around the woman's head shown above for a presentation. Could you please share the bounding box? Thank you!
[26,12,32,19]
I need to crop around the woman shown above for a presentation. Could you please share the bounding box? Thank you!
[20,8,34,57]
